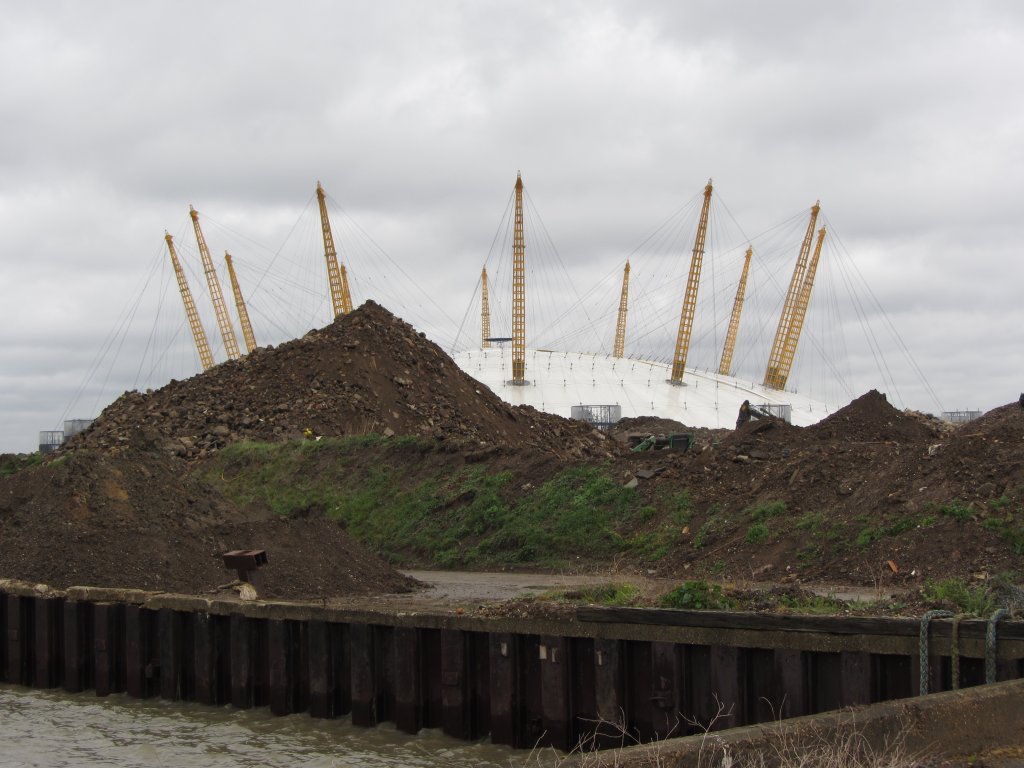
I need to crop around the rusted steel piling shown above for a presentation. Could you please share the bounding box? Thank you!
[0,582,1021,752]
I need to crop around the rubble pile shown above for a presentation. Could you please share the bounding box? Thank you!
[617,390,1024,584]
[2,297,1023,596]
[0,445,415,598]
[71,301,610,462]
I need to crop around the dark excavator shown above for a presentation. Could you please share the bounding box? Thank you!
[735,399,770,429]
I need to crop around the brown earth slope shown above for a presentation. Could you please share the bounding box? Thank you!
[615,390,1024,586]
[2,301,1022,600]
[69,300,611,462]
[0,445,414,598]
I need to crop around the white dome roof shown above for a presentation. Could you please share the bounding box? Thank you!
[453,347,840,429]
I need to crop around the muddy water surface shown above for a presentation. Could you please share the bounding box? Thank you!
[0,685,521,767]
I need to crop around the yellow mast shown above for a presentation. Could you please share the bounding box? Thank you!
[511,172,527,383]
[763,201,820,389]
[316,181,354,317]
[224,251,257,354]
[481,267,492,349]
[770,226,827,390]
[718,246,752,376]
[189,206,241,361]
[612,261,630,359]
[165,232,214,371]
[669,179,714,384]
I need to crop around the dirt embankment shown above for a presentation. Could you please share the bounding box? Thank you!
[0,302,611,599]
[71,300,611,462]
[614,390,1024,587]
[2,300,1022,601]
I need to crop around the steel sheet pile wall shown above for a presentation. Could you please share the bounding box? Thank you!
[1,588,1022,752]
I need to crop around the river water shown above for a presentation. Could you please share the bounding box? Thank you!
[0,684,525,767]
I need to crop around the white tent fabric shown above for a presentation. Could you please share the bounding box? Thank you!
[454,348,841,429]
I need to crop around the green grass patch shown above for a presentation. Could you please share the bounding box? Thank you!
[981,493,1024,554]
[795,511,825,533]
[744,521,770,544]
[545,582,640,606]
[660,581,733,611]
[202,439,661,568]
[0,452,45,477]
[747,500,786,521]
[935,499,972,522]
[853,513,937,549]
[778,593,846,614]
[922,578,996,616]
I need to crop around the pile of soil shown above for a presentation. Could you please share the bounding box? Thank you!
[618,390,1024,587]
[0,301,614,599]
[69,301,610,463]
[3,298,1023,602]
[0,446,414,599]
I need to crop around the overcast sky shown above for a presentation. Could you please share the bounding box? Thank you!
[1,1,1022,454]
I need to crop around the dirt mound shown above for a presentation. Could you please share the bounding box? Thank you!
[69,301,609,462]
[916,400,1024,503]
[605,393,1024,588]
[6,292,1023,602]
[807,389,942,444]
[0,447,415,599]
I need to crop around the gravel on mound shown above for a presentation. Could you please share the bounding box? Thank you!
[67,301,611,463]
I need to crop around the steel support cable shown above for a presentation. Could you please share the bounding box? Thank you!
[133,264,174,390]
[454,187,516,352]
[62,242,165,425]
[919,609,953,695]
[138,324,188,389]
[823,218,942,411]
[708,209,719,372]
[823,232,901,399]
[199,199,314,298]
[523,190,603,353]
[824,217,940,402]
[486,194,517,342]
[986,608,1008,684]
[198,203,327,345]
[530,264,622,353]
[829,252,900,402]
[622,197,703,317]
[322,190,462,341]
[450,273,483,356]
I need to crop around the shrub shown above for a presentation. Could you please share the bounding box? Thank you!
[922,578,996,616]
[937,500,972,522]
[660,581,732,610]
[748,500,787,520]
[745,521,770,544]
